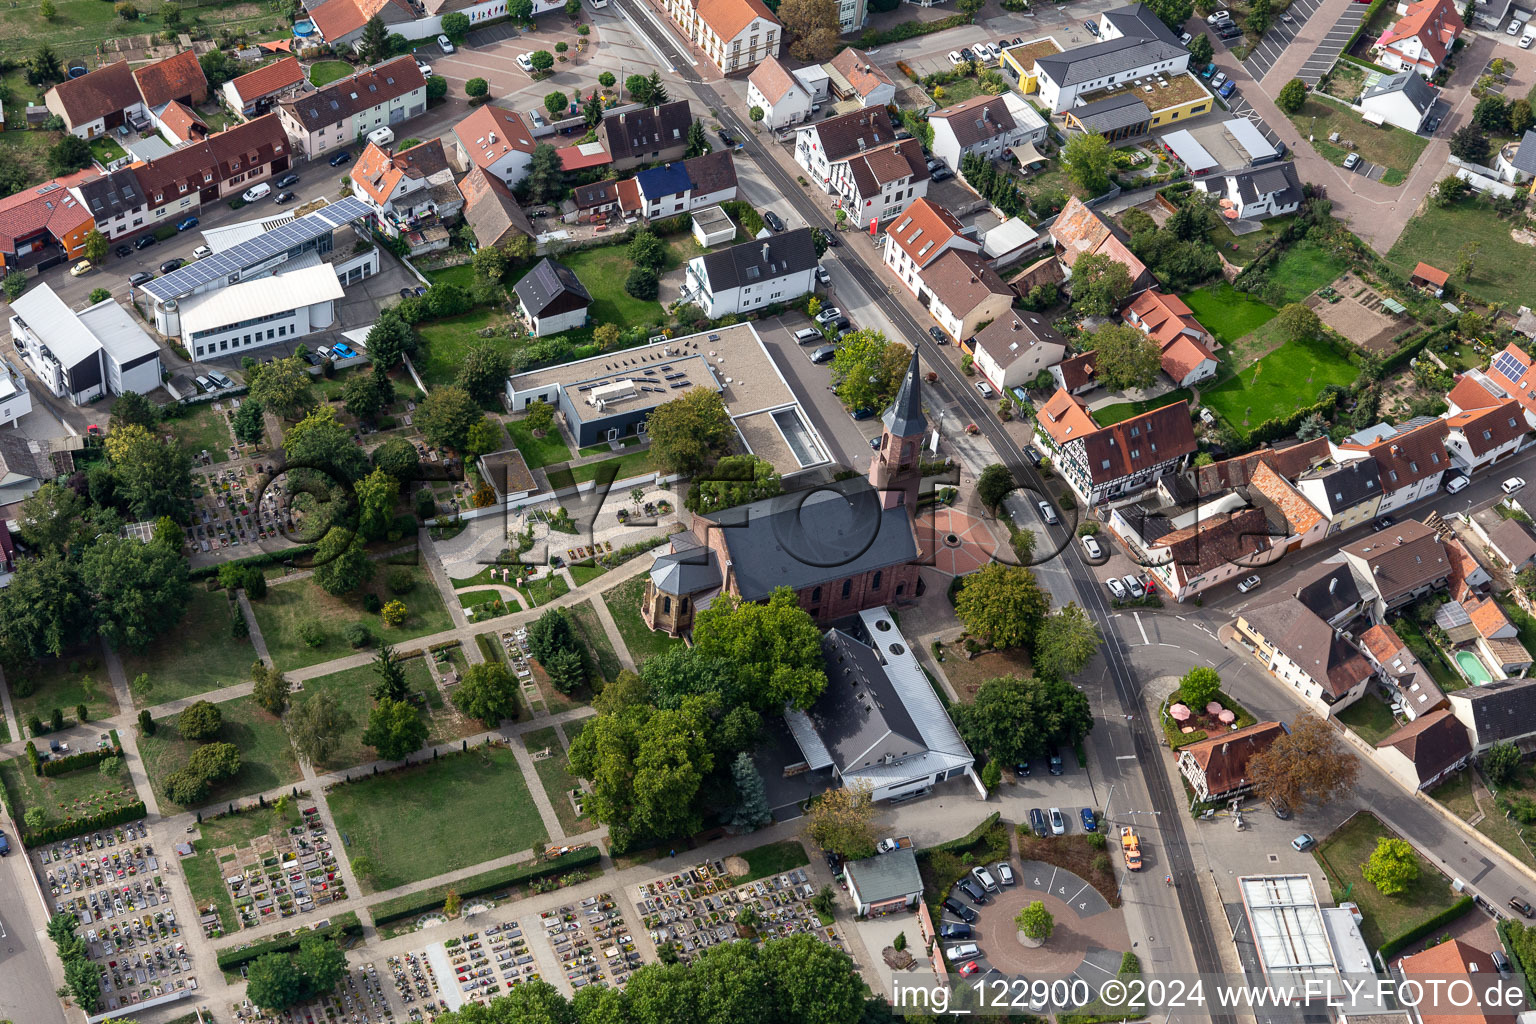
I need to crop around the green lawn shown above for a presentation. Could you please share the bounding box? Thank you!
[138,696,301,810]
[1285,96,1430,185]
[1431,770,1536,871]
[289,658,439,771]
[184,803,303,933]
[249,562,452,671]
[524,726,592,835]
[1269,240,1350,304]
[1334,692,1400,746]
[309,61,354,87]
[929,77,982,105]
[736,839,810,883]
[87,134,126,165]
[1387,198,1536,307]
[0,130,61,189]
[1201,336,1358,438]
[3,0,278,67]
[1208,216,1293,267]
[1093,388,1194,426]
[558,244,669,327]
[1314,812,1468,950]
[122,596,254,707]
[1392,613,1465,692]
[602,576,681,667]
[568,564,608,588]
[0,751,140,831]
[507,417,572,469]
[545,448,659,491]
[8,648,117,729]
[1181,284,1277,345]
[414,308,510,388]
[518,574,570,608]
[325,745,548,891]
[165,402,234,463]
[426,263,477,291]
[567,598,622,683]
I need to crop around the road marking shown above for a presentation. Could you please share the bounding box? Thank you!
[1117,755,1138,760]
[1133,612,1149,645]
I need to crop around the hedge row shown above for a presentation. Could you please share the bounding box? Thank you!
[1243,389,1344,446]
[371,847,603,926]
[39,743,124,778]
[215,911,364,972]
[859,13,967,47]
[22,802,148,845]
[1381,323,1454,376]
[1377,896,1474,958]
[190,545,318,580]
[926,812,1001,855]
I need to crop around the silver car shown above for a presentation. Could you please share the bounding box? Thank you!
[1049,807,1065,835]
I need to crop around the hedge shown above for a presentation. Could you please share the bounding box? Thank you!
[370,847,602,926]
[215,911,364,972]
[1377,896,1475,958]
[190,545,320,580]
[39,743,124,778]
[1381,323,1453,375]
[1342,0,1390,57]
[926,812,1001,855]
[859,13,966,47]
[21,802,148,845]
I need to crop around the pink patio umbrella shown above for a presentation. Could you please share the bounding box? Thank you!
[1169,703,1192,721]
[1218,709,1236,724]
[1205,702,1223,715]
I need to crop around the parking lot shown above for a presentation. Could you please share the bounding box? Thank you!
[753,314,884,471]
[1240,0,1327,82]
[1293,3,1367,85]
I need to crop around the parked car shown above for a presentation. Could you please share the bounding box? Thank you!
[1211,72,1228,89]
[794,327,823,344]
[1270,797,1292,820]
[332,342,357,359]
[959,960,982,977]
[1291,833,1316,852]
[1445,473,1470,493]
[1374,515,1396,531]
[194,375,215,393]
[517,53,536,72]
[134,234,157,250]
[1082,535,1103,559]
[0,830,8,855]
[960,47,975,61]
[929,326,948,344]
[1508,17,1523,34]
[1343,153,1362,170]
[975,380,995,399]
[940,922,973,939]
[1180,30,1192,43]
[716,128,738,147]
[1106,577,1128,600]
[945,942,980,962]
[815,306,843,325]
[995,862,1015,886]
[1522,30,1534,47]
[128,271,154,287]
[329,150,353,167]
[208,370,235,389]
[970,866,999,892]
[943,898,979,923]
[274,190,297,204]
[1023,444,1043,466]
[416,61,433,76]
[1237,574,1262,593]
[159,258,184,273]
[1048,752,1064,776]
[850,407,874,420]
[176,216,199,231]
[437,33,456,52]
[1037,500,1058,525]
[1219,80,1237,99]
[1504,476,1527,494]
[809,345,838,365]
[1207,8,1231,22]
[1084,19,1099,34]
[764,210,785,232]
[1121,575,1143,597]
[193,245,212,259]
[69,260,93,277]
[1049,807,1065,835]
[948,50,964,66]
[956,878,988,905]
[114,244,132,258]
[931,165,954,181]
[1200,62,1217,78]
[1029,808,1048,837]
[1493,950,1512,973]
[275,173,300,188]
[1509,897,1534,917]
[1080,807,1097,832]
[1014,761,1031,778]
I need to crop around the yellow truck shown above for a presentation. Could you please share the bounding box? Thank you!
[1120,826,1143,871]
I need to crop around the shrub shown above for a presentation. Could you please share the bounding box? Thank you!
[382,599,408,626]
[138,710,155,736]
[624,266,659,300]
[465,77,488,98]
[364,593,383,613]
[298,621,326,648]
[11,675,36,698]
[387,567,417,594]
[346,622,374,648]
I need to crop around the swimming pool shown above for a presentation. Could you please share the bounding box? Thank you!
[1454,651,1492,686]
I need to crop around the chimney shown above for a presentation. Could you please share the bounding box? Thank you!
[761,242,771,262]
[488,132,497,144]
[1329,576,1338,594]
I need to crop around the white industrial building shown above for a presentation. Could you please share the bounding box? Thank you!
[1238,874,1373,998]
[179,264,345,360]
[9,285,162,405]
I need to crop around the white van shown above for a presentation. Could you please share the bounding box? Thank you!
[367,126,396,147]
[1444,473,1470,494]
[241,182,271,202]
[794,327,823,345]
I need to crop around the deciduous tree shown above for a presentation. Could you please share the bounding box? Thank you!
[366,310,413,369]
[1277,78,1307,113]
[956,674,1092,765]
[1033,604,1103,681]
[684,454,781,513]
[289,692,352,765]
[1017,901,1055,941]
[417,385,483,451]
[18,483,87,553]
[246,952,307,1011]
[1362,837,1418,895]
[313,527,372,596]
[806,782,877,858]
[692,588,826,710]
[954,562,1049,649]
[457,339,512,405]
[1276,301,1322,343]
[1091,323,1162,390]
[1070,251,1134,316]
[249,355,316,419]
[453,662,520,725]
[177,700,222,740]
[372,436,419,480]
[83,229,108,264]
[1062,132,1113,196]
[976,464,1017,512]
[104,424,193,522]
[829,330,910,413]
[645,388,733,476]
[362,697,427,760]
[295,935,348,997]
[0,551,90,661]
[251,661,289,715]
[1484,740,1522,787]
[1247,713,1359,810]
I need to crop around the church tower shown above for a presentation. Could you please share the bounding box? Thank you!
[868,351,926,511]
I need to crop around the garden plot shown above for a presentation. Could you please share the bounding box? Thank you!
[1309,272,1409,353]
[634,859,841,963]
[217,805,348,931]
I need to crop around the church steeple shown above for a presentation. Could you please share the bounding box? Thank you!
[868,351,925,511]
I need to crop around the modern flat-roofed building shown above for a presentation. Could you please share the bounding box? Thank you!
[9,285,162,405]
[177,263,345,360]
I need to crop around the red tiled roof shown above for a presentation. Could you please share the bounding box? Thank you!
[828,47,894,98]
[1036,387,1098,445]
[156,100,207,143]
[0,171,98,253]
[227,57,305,106]
[1412,261,1450,287]
[1379,0,1462,68]
[1447,398,1526,457]
[1398,939,1515,1024]
[1250,460,1324,535]
[1342,418,1450,494]
[1486,342,1536,422]
[133,49,207,109]
[748,56,801,105]
[886,197,968,269]
[349,138,448,207]
[1444,535,1487,601]
[48,60,140,128]
[1159,334,1216,384]
[1377,708,1471,786]
[1179,721,1286,796]
[1448,374,1502,413]
[693,0,780,42]
[452,104,537,170]
[1192,438,1331,496]
[309,0,412,41]
[1052,196,1148,284]
[615,177,641,215]
[1467,596,1513,639]
[558,143,613,172]
[1081,400,1197,485]
[1359,622,1407,663]
[1055,350,1097,390]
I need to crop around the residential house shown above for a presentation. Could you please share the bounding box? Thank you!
[8,285,162,406]
[1176,721,1287,802]
[574,180,623,218]
[452,103,538,187]
[1448,676,1536,752]
[1033,388,1197,505]
[1288,560,1374,628]
[277,57,427,160]
[1445,534,1493,602]
[1114,504,1278,601]
[1397,938,1517,1024]
[0,172,98,272]
[1120,290,1218,387]
[657,0,781,74]
[882,197,978,299]
[843,849,925,917]
[827,48,896,107]
[1465,505,1536,572]
[1374,709,1471,790]
[836,137,929,228]
[1194,163,1303,221]
[134,49,210,118]
[1443,398,1526,473]
[1360,70,1437,133]
[1359,623,1446,721]
[1234,596,1374,715]
[1295,458,1384,535]
[1051,350,1100,395]
[155,102,210,147]
[43,60,144,138]
[1496,130,1536,185]
[349,140,464,255]
[1463,597,1532,679]
[304,0,415,47]
[223,57,306,118]
[0,358,33,432]
[682,228,818,317]
[558,140,612,175]
[969,310,1068,392]
[1050,196,1153,292]
[619,150,738,221]
[1339,519,1451,620]
[747,57,812,129]
[1335,417,1450,514]
[0,434,54,507]
[927,93,1048,172]
[601,101,693,171]
[1377,0,1463,77]
[514,258,592,337]
[1188,436,1331,497]
[795,107,896,194]
[784,610,980,805]
[460,167,534,250]
[1459,342,1536,430]
[917,249,1013,345]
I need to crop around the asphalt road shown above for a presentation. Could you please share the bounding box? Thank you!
[0,841,68,1024]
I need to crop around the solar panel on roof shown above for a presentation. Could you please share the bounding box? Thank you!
[670,381,689,389]
[1494,351,1526,383]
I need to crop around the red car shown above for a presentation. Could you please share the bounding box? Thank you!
[959,961,982,977]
